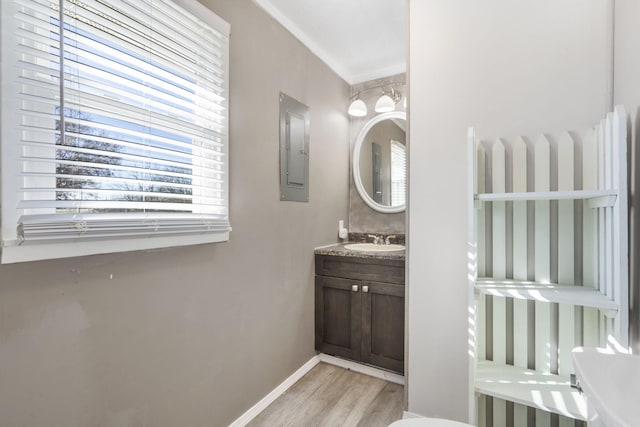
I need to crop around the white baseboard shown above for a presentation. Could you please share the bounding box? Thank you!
[228,353,405,426]
[318,353,405,385]
[402,411,424,419]
[228,355,321,427]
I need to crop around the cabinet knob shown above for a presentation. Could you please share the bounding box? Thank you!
[351,284,359,292]
[362,285,369,293]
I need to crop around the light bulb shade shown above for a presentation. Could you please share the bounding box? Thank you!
[348,99,367,117]
[375,94,395,113]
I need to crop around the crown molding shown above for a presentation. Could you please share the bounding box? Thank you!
[254,0,354,83]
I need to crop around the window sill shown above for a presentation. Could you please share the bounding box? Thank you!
[1,231,229,264]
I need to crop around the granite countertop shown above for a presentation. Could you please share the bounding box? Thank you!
[314,243,405,261]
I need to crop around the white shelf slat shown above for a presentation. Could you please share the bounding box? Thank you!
[512,137,529,426]
[476,189,617,204]
[491,140,508,423]
[534,136,553,394]
[474,279,618,315]
[558,133,576,379]
[475,361,588,421]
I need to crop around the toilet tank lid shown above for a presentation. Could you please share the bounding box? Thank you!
[389,418,474,427]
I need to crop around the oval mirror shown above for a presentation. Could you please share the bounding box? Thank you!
[353,111,406,213]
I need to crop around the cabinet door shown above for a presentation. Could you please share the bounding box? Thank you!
[315,276,362,361]
[361,281,404,374]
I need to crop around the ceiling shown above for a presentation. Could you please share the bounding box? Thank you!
[253,0,407,85]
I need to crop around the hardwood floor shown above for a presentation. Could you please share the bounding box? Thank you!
[247,362,404,427]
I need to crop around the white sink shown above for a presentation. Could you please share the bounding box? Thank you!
[344,243,405,252]
[572,347,640,427]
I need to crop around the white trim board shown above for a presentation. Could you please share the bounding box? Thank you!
[318,353,405,385]
[251,0,406,84]
[252,0,352,83]
[350,63,407,86]
[403,411,425,419]
[228,354,405,426]
[228,355,321,427]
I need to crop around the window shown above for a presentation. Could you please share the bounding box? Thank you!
[390,139,406,207]
[1,0,230,263]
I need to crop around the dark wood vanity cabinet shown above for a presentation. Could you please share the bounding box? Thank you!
[314,254,405,374]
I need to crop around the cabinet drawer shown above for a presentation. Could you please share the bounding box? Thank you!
[315,254,405,285]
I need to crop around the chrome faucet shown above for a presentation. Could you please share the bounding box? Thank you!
[368,234,382,245]
[385,235,396,245]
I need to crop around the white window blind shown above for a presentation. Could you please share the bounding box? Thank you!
[0,0,230,263]
[390,139,406,207]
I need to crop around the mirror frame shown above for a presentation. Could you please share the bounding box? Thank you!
[353,111,407,213]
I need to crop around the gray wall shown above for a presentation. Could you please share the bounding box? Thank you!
[614,0,640,353]
[407,0,611,422]
[349,74,406,234]
[0,1,350,426]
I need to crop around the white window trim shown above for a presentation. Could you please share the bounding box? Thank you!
[0,0,231,263]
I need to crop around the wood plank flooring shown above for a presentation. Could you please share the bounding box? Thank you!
[247,363,404,427]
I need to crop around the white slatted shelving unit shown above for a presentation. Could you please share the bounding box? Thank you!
[467,106,629,427]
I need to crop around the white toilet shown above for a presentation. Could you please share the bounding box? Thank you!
[389,418,474,427]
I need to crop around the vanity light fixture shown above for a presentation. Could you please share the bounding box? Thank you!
[374,87,402,113]
[348,98,367,117]
[374,94,395,113]
[348,84,403,117]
